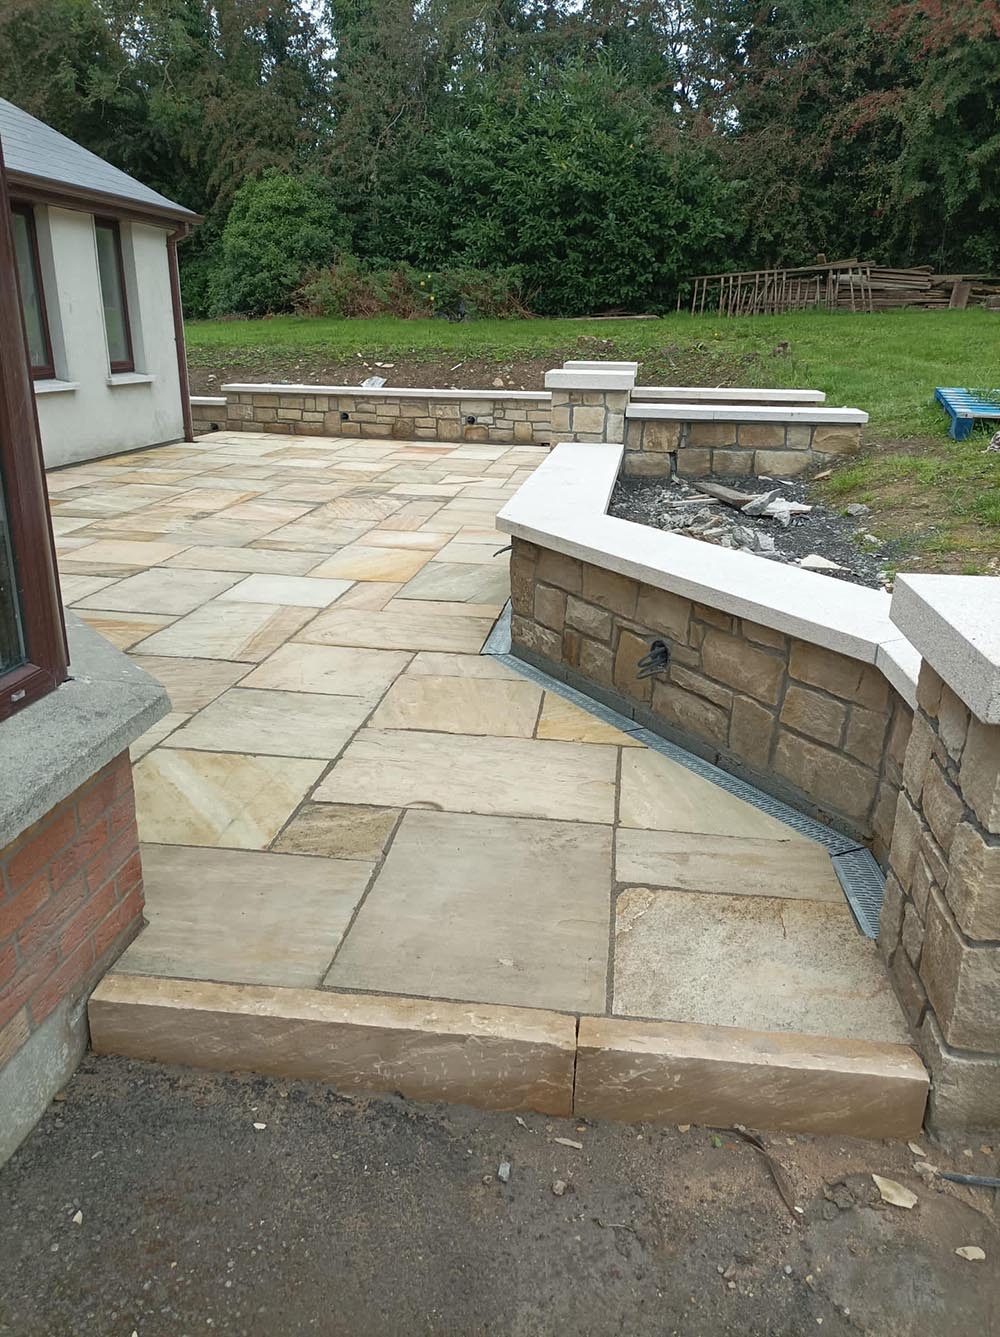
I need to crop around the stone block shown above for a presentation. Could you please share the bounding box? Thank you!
[844,706,889,770]
[902,712,937,803]
[879,869,906,955]
[701,631,785,705]
[741,620,787,651]
[872,780,901,864]
[788,642,887,709]
[920,1011,1000,1131]
[901,901,924,966]
[916,663,944,718]
[920,827,949,891]
[754,450,813,478]
[692,603,734,632]
[773,732,878,823]
[786,426,813,448]
[910,849,937,921]
[889,947,928,1031]
[581,566,638,619]
[615,630,653,704]
[550,408,571,434]
[959,718,1000,835]
[574,1016,928,1138]
[812,425,861,456]
[579,638,614,687]
[651,680,729,747]
[537,549,582,594]
[921,883,1000,1051]
[565,596,613,643]
[670,665,732,710]
[570,406,606,436]
[513,422,535,442]
[888,794,925,887]
[622,452,670,478]
[711,449,753,476]
[562,628,581,667]
[90,975,576,1116]
[635,586,690,642]
[944,822,1000,940]
[729,694,775,770]
[534,584,566,633]
[510,615,561,662]
[888,704,914,767]
[780,685,846,746]
[937,686,970,762]
[641,421,681,453]
[686,422,735,448]
[674,448,712,477]
[921,761,964,854]
[738,424,786,449]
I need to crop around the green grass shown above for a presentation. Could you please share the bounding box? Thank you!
[185,308,1000,438]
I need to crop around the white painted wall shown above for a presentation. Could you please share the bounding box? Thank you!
[30,207,185,468]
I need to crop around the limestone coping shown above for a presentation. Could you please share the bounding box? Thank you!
[633,386,826,404]
[891,574,1000,723]
[626,402,868,424]
[496,442,919,703]
[220,383,550,403]
[0,614,170,849]
[191,395,227,406]
[544,369,637,391]
[563,360,640,373]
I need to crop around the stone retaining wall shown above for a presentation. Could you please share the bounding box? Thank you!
[510,536,912,848]
[879,663,1000,1129]
[622,417,864,480]
[219,388,552,444]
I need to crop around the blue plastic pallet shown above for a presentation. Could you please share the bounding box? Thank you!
[934,386,1000,440]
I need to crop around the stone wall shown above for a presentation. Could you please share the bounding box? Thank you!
[510,537,912,847]
[549,386,630,444]
[879,662,1000,1129]
[191,397,226,435]
[622,416,864,480]
[0,751,144,1091]
[219,388,552,444]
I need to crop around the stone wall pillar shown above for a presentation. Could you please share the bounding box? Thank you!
[544,363,636,444]
[879,576,1000,1130]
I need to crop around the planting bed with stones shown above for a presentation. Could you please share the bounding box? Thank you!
[610,475,907,590]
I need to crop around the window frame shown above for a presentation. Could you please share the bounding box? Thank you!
[0,149,69,721]
[10,202,55,382]
[94,215,135,374]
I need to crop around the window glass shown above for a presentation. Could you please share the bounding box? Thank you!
[0,463,26,676]
[11,208,51,374]
[95,220,132,369]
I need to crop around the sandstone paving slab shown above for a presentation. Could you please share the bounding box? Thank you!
[618,747,813,841]
[404,651,524,680]
[241,642,410,699]
[615,829,842,902]
[315,729,618,823]
[75,566,242,615]
[325,810,612,1012]
[274,802,400,860]
[129,655,251,713]
[430,541,509,565]
[134,748,324,849]
[536,693,642,747]
[130,711,189,761]
[161,687,372,759]
[134,601,315,662]
[164,545,328,575]
[298,607,494,653]
[309,545,434,583]
[612,886,912,1044]
[367,674,541,737]
[59,573,121,602]
[75,610,175,649]
[218,573,353,608]
[396,561,509,605]
[115,845,373,987]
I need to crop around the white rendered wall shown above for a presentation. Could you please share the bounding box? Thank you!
[32,207,184,467]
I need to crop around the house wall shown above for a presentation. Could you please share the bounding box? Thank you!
[32,208,185,467]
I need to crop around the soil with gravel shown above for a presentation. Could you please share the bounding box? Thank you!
[610,474,910,589]
[1,1055,997,1337]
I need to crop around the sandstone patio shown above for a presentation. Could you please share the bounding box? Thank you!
[47,429,917,1122]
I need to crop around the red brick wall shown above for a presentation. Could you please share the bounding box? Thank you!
[0,751,143,1068]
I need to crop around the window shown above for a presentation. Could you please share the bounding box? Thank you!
[0,154,68,719]
[94,218,134,373]
[11,204,54,380]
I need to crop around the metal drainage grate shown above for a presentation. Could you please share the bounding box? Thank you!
[831,847,886,939]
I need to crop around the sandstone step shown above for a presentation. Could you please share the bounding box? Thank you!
[90,974,929,1140]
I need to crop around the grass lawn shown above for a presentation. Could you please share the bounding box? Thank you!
[186,308,1000,572]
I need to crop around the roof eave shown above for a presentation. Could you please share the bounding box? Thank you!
[7,169,201,227]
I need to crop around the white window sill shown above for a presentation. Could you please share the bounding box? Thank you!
[107,372,155,387]
[34,379,79,396]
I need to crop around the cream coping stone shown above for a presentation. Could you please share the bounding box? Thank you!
[891,574,1000,724]
[633,386,826,404]
[545,368,637,391]
[626,401,867,424]
[191,395,226,406]
[496,443,919,703]
[221,382,551,403]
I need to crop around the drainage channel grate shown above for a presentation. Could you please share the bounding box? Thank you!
[481,601,885,937]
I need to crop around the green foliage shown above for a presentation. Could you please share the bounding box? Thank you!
[295,260,529,319]
[207,172,350,317]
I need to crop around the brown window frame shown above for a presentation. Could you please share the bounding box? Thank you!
[94,216,135,374]
[11,202,55,382]
[0,146,69,720]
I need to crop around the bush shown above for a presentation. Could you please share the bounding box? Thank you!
[207,171,350,317]
[294,259,529,319]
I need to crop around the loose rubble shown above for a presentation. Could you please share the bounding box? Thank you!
[610,473,901,590]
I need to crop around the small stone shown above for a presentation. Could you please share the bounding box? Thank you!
[955,1245,986,1261]
[677,1124,691,1133]
[727,1280,736,1291]
[72,1210,83,1226]
[914,1162,939,1178]
[554,1137,583,1150]
[252,1122,267,1131]
[492,378,504,389]
[798,553,845,572]
[908,1142,926,1157]
[497,1161,512,1184]
[845,503,870,517]
[872,1174,917,1208]
[552,1179,567,1196]
[783,1265,793,1276]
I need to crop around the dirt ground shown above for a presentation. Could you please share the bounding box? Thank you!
[1,1055,997,1337]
